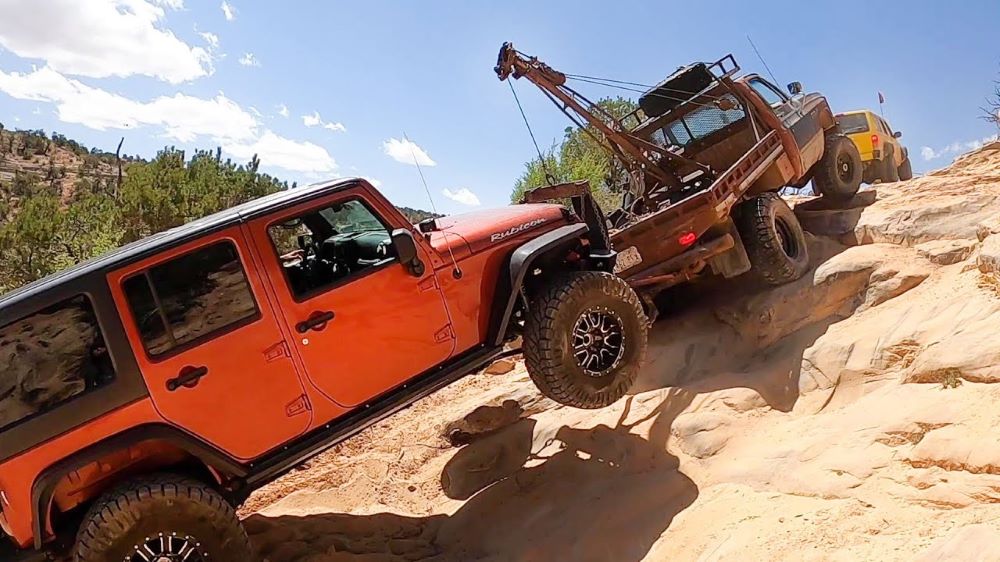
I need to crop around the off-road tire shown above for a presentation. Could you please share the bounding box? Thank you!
[737,192,809,286]
[882,150,899,183]
[524,271,648,409]
[898,156,913,180]
[74,473,254,562]
[813,134,863,200]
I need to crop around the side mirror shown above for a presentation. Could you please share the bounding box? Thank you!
[893,131,902,139]
[787,81,803,95]
[391,228,424,276]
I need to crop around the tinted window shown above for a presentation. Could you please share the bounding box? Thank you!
[0,295,115,430]
[268,199,394,298]
[748,78,786,107]
[123,241,259,356]
[837,114,870,134]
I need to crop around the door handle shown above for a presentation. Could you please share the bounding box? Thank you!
[296,310,335,333]
[167,365,208,391]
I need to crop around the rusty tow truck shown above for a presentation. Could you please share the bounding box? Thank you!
[496,43,863,314]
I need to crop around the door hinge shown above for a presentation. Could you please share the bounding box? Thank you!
[264,340,291,362]
[433,324,455,343]
[418,276,439,292]
[285,394,311,417]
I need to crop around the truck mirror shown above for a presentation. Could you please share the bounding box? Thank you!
[893,131,902,139]
[787,81,803,95]
[391,228,424,276]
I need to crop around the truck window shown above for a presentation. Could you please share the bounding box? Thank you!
[123,241,260,357]
[654,94,744,148]
[747,78,786,107]
[267,199,395,299]
[0,295,115,430]
[836,114,870,134]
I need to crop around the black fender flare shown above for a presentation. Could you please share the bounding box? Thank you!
[487,223,589,347]
[30,424,246,549]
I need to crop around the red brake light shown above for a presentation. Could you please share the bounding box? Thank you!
[678,232,697,246]
[871,134,879,146]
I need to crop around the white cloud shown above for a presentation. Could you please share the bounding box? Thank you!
[238,52,259,67]
[248,106,262,117]
[442,187,480,206]
[152,0,183,8]
[302,111,321,127]
[199,31,219,49]
[0,0,211,83]
[223,131,337,174]
[0,66,257,142]
[277,103,289,118]
[921,134,999,161]
[220,0,235,21]
[302,110,346,133]
[383,137,436,167]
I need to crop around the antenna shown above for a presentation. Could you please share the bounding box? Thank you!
[747,35,781,88]
[403,132,462,279]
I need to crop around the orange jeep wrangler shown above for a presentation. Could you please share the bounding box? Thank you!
[0,178,647,561]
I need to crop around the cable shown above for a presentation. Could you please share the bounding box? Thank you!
[403,132,462,278]
[508,80,557,185]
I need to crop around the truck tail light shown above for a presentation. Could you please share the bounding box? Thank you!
[678,232,697,246]
[871,133,880,147]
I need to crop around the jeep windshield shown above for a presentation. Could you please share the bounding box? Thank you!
[837,113,870,134]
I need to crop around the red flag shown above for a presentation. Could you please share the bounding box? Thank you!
[878,91,885,104]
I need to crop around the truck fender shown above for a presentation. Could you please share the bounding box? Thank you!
[30,424,246,549]
[488,223,589,347]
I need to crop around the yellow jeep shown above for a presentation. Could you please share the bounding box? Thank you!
[835,110,912,183]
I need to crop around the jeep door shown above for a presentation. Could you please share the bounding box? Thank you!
[109,227,311,460]
[747,76,825,172]
[246,184,455,410]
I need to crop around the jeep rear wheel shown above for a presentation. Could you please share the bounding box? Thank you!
[523,271,648,409]
[898,156,913,181]
[74,474,253,562]
[737,192,809,286]
[814,134,862,200]
[882,150,899,183]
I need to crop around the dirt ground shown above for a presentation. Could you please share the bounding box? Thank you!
[244,143,1000,562]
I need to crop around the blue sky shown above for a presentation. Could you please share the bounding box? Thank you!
[0,0,997,214]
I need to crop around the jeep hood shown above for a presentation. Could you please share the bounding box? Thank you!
[427,204,567,259]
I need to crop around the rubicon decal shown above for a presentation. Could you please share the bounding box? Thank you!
[491,218,547,242]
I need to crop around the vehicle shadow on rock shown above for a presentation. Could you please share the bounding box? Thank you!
[248,416,698,562]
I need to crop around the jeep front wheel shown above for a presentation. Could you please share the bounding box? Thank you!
[814,134,862,200]
[523,271,648,409]
[74,473,253,562]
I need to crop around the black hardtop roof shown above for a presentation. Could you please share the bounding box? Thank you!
[0,177,361,310]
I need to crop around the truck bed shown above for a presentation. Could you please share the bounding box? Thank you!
[612,130,783,285]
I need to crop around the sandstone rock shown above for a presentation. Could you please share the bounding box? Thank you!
[915,239,978,265]
[671,412,732,458]
[976,215,1000,242]
[977,234,1000,274]
[483,358,516,375]
[916,524,1000,562]
[906,424,1000,474]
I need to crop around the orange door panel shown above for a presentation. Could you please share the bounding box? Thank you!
[108,227,310,461]
[246,189,455,409]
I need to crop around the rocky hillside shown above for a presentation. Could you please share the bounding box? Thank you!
[244,142,1000,561]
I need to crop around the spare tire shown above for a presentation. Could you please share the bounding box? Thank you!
[737,192,809,286]
[813,134,863,200]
